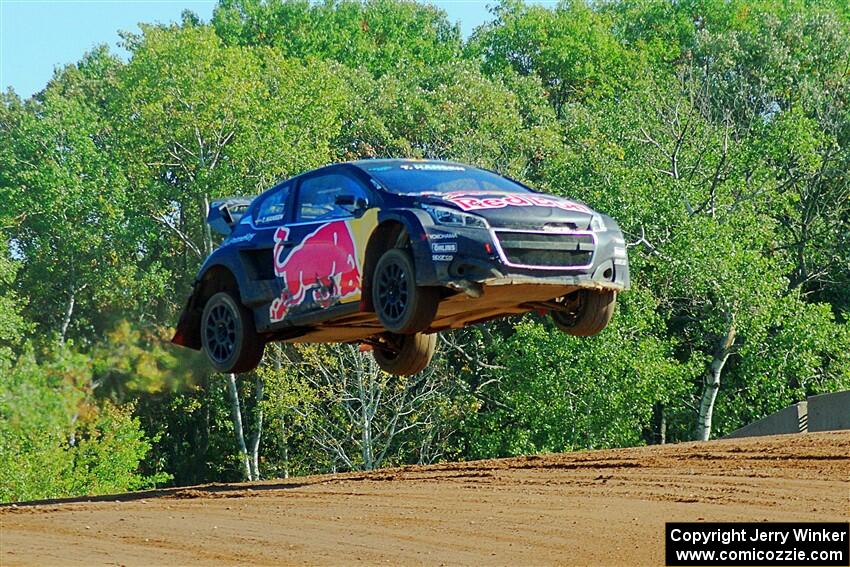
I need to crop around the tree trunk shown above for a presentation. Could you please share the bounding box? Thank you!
[248,375,264,481]
[68,412,79,446]
[361,411,373,471]
[696,321,737,441]
[201,194,213,257]
[275,345,288,478]
[357,367,374,471]
[60,287,75,343]
[196,375,211,483]
[649,402,666,445]
[226,373,252,481]
[280,416,289,479]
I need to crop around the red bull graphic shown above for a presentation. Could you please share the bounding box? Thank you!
[269,221,361,322]
[440,192,592,214]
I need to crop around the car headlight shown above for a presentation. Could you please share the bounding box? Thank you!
[589,213,606,232]
[422,205,489,229]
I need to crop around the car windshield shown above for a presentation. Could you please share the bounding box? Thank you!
[365,162,531,195]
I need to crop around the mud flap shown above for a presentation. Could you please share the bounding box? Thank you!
[172,286,202,350]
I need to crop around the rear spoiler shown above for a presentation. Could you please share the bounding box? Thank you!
[207,197,253,236]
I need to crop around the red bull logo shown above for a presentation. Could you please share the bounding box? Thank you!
[269,221,361,322]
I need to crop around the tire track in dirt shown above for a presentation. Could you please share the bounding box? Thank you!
[2,431,848,566]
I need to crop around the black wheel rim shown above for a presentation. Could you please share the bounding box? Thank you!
[205,302,237,364]
[552,292,584,327]
[552,306,584,328]
[375,333,405,362]
[376,260,409,324]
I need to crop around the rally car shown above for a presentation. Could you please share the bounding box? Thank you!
[172,159,630,375]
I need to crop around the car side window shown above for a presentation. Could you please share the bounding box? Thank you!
[297,173,368,222]
[254,183,291,226]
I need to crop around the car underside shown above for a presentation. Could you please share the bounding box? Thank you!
[173,159,630,376]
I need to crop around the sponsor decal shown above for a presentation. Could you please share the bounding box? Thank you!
[431,242,457,253]
[432,254,454,262]
[257,213,284,224]
[228,233,255,244]
[441,192,592,214]
[427,231,456,240]
[269,221,361,322]
[414,190,520,199]
[400,163,465,172]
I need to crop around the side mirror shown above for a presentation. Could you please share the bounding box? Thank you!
[335,194,369,214]
[208,197,252,236]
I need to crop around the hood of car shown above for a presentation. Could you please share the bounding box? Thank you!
[407,190,596,230]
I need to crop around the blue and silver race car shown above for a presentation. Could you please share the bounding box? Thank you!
[173,159,630,375]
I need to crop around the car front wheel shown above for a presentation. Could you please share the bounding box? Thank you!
[201,291,265,373]
[551,290,617,337]
[372,248,438,334]
[372,332,437,376]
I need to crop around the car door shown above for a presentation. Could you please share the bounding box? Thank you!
[268,168,379,324]
[236,181,294,326]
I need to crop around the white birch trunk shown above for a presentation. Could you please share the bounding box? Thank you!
[226,373,252,481]
[357,364,374,471]
[248,375,264,481]
[60,288,75,343]
[696,322,736,441]
[201,193,213,257]
[280,416,289,479]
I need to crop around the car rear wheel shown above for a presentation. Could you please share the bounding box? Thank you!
[201,291,265,373]
[372,248,438,334]
[551,290,617,337]
[372,332,437,376]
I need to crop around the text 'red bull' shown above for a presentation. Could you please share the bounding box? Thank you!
[269,221,361,322]
[443,192,592,214]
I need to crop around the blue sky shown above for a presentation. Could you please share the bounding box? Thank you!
[0,0,534,99]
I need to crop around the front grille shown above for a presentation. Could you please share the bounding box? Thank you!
[493,230,595,269]
[495,219,583,231]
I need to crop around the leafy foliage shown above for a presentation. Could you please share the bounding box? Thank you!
[0,347,167,502]
[463,289,694,456]
[1,0,848,501]
[212,0,462,76]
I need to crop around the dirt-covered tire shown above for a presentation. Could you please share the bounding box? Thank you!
[372,332,437,376]
[551,290,617,337]
[201,291,265,374]
[372,248,438,334]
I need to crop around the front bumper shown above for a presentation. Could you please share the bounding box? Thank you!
[416,224,630,292]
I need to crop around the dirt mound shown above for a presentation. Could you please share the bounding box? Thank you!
[2,432,848,566]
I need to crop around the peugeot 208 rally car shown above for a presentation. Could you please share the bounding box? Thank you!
[172,160,630,375]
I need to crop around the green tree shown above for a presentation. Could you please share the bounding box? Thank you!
[469,0,637,116]
[212,0,462,76]
[462,289,691,456]
[0,57,140,343]
[0,346,166,502]
[2,0,848,495]
[113,24,363,304]
[0,243,28,356]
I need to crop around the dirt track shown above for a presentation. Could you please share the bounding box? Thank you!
[2,432,848,566]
